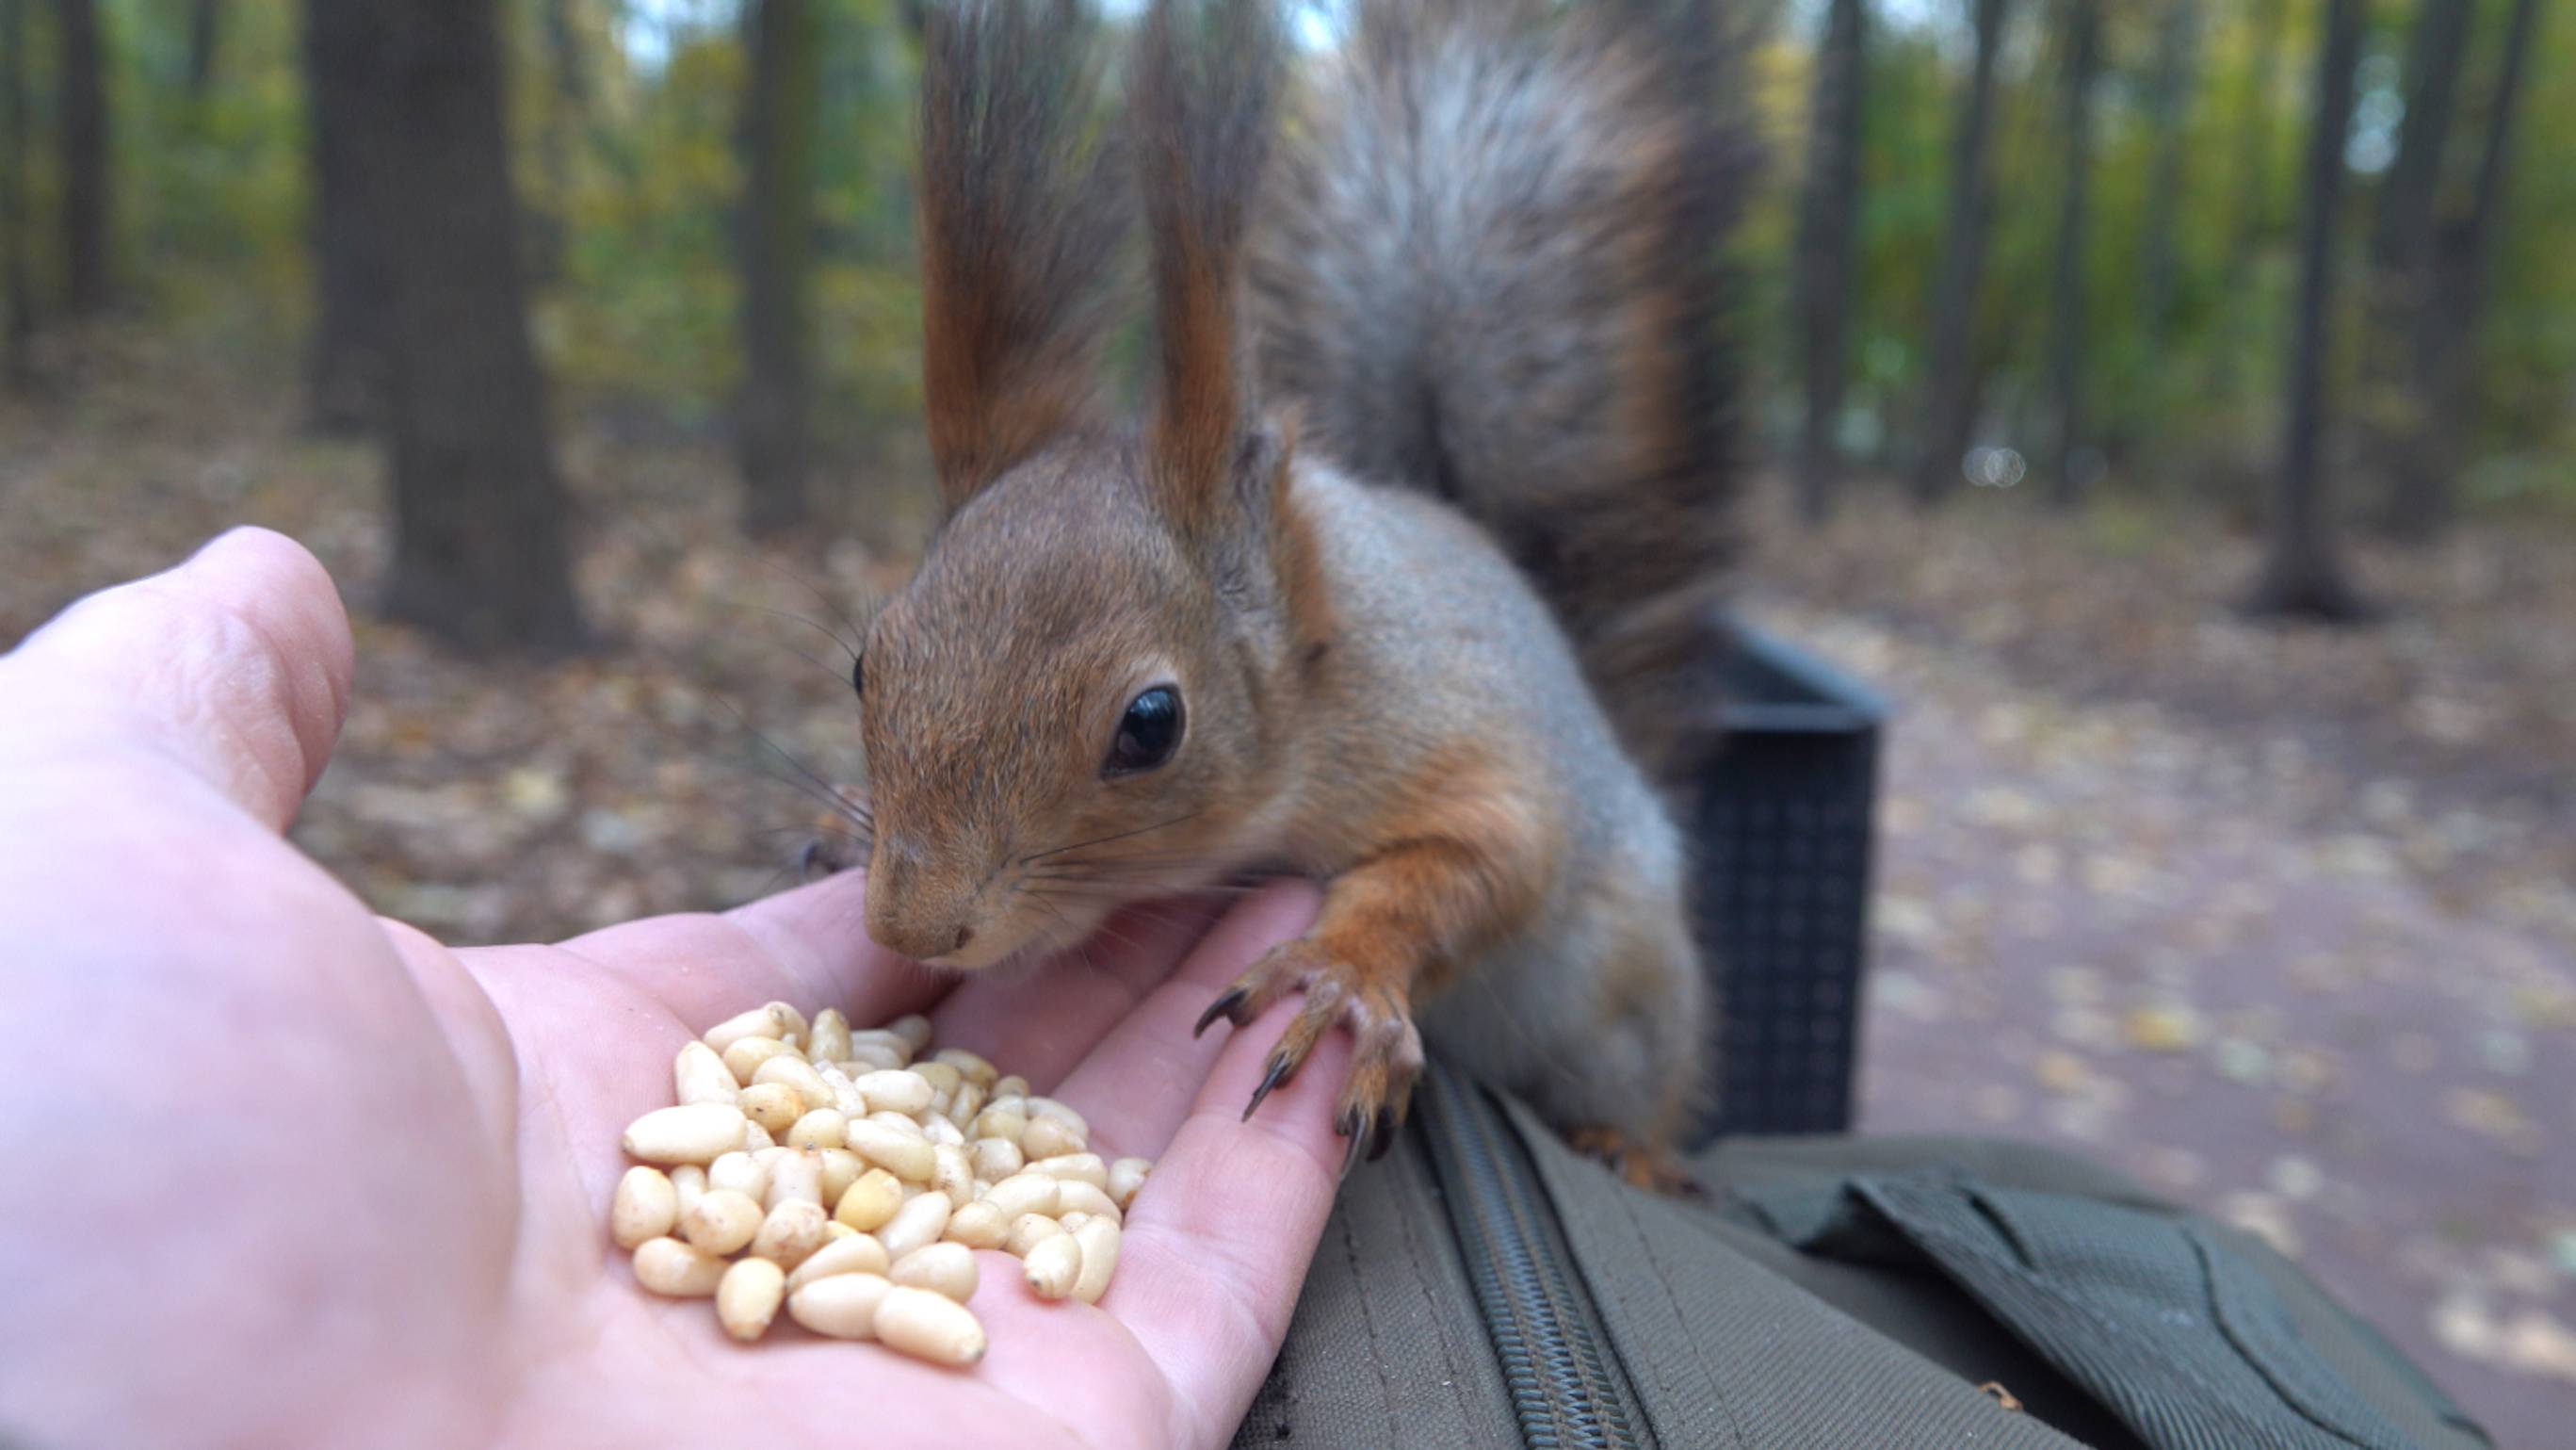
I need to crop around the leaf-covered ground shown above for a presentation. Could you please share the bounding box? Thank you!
[6,343,2572,1443]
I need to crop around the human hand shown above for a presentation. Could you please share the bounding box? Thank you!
[0,529,1346,1450]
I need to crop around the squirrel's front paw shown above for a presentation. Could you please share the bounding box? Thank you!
[1193,937,1425,1172]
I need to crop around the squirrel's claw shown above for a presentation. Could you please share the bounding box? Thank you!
[1207,937,1424,1173]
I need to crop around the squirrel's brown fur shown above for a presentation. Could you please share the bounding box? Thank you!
[858,0,1721,1175]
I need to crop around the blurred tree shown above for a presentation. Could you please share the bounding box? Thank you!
[2391,0,2544,537]
[56,0,110,318]
[2360,0,2473,537]
[1911,0,2009,505]
[2139,0,2198,351]
[1,0,32,385]
[302,0,381,432]
[2044,0,2100,506]
[1794,0,1866,525]
[737,0,819,535]
[531,0,591,285]
[322,0,591,653]
[187,0,222,98]
[2222,0,2287,282]
[2247,0,2372,620]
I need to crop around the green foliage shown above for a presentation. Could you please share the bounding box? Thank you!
[15,0,2570,510]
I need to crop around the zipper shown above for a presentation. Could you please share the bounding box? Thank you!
[1418,1059,1654,1450]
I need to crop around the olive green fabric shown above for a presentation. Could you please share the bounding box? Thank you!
[1233,1069,2489,1450]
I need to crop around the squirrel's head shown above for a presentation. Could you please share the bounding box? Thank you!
[856,0,1304,970]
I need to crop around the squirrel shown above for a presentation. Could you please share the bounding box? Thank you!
[846,0,1736,1186]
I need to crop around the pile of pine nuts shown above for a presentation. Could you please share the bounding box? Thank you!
[609,1002,1151,1367]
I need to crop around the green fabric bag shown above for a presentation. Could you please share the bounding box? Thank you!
[1232,1059,2491,1450]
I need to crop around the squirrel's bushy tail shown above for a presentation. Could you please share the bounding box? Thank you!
[1253,0,1753,785]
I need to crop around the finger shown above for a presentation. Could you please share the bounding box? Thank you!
[1105,998,1353,1449]
[550,872,954,1035]
[920,893,1233,1100]
[0,527,352,834]
[1048,880,1322,1157]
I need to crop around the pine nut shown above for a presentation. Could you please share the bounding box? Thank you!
[848,1029,913,1065]
[1005,1213,1065,1258]
[817,1147,864,1206]
[786,1107,848,1150]
[875,1189,953,1261]
[875,1285,986,1367]
[673,1041,740,1107]
[1021,1116,1086,1160]
[890,1242,980,1302]
[834,1166,904,1232]
[718,1257,786,1342]
[944,1200,1009,1250]
[913,1060,964,1097]
[785,1230,891,1292]
[703,1005,788,1054]
[1055,1181,1121,1223]
[1025,1097,1088,1133]
[622,1103,751,1165]
[932,1145,975,1209]
[948,1082,988,1128]
[982,1172,1061,1220]
[853,1069,934,1116]
[922,1116,965,1149]
[764,1149,823,1211]
[611,1165,678,1248]
[738,1083,804,1135]
[751,1198,830,1269]
[971,1108,1028,1143]
[1058,1212,1092,1233]
[932,1048,997,1090]
[722,1035,801,1084]
[1108,1157,1152,1211]
[1022,1231,1081,1301]
[761,1001,809,1049]
[992,1074,1029,1101]
[739,1120,775,1152]
[753,1055,835,1113]
[671,1164,706,1223]
[787,1272,892,1340]
[1070,1216,1121,1305]
[866,1110,928,1139]
[633,1236,727,1297]
[970,1138,1025,1182]
[888,1015,932,1055]
[708,1150,769,1204]
[681,1187,765,1256]
[808,1008,852,1065]
[1029,1152,1108,1189]
[845,1121,936,1182]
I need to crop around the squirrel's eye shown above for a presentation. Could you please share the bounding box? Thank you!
[851,653,865,697]
[1105,686,1184,776]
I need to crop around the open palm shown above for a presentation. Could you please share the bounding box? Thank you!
[0,529,1348,1450]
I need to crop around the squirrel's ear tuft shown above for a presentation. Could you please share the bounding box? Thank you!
[917,0,1129,513]
[1136,0,1286,536]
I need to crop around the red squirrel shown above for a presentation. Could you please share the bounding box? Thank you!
[847,0,1735,1186]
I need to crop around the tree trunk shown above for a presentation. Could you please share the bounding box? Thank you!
[187,0,223,98]
[2360,0,2472,537]
[56,0,110,318]
[2139,0,2198,349]
[2045,0,2100,506]
[1911,0,2008,505]
[2389,0,2542,539]
[332,0,590,654]
[2246,0,2371,621]
[1792,0,1865,527]
[736,0,819,536]
[1,0,34,386]
[301,0,383,432]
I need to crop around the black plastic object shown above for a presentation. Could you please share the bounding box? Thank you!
[1684,623,1887,1142]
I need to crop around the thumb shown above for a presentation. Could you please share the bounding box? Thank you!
[0,527,355,834]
